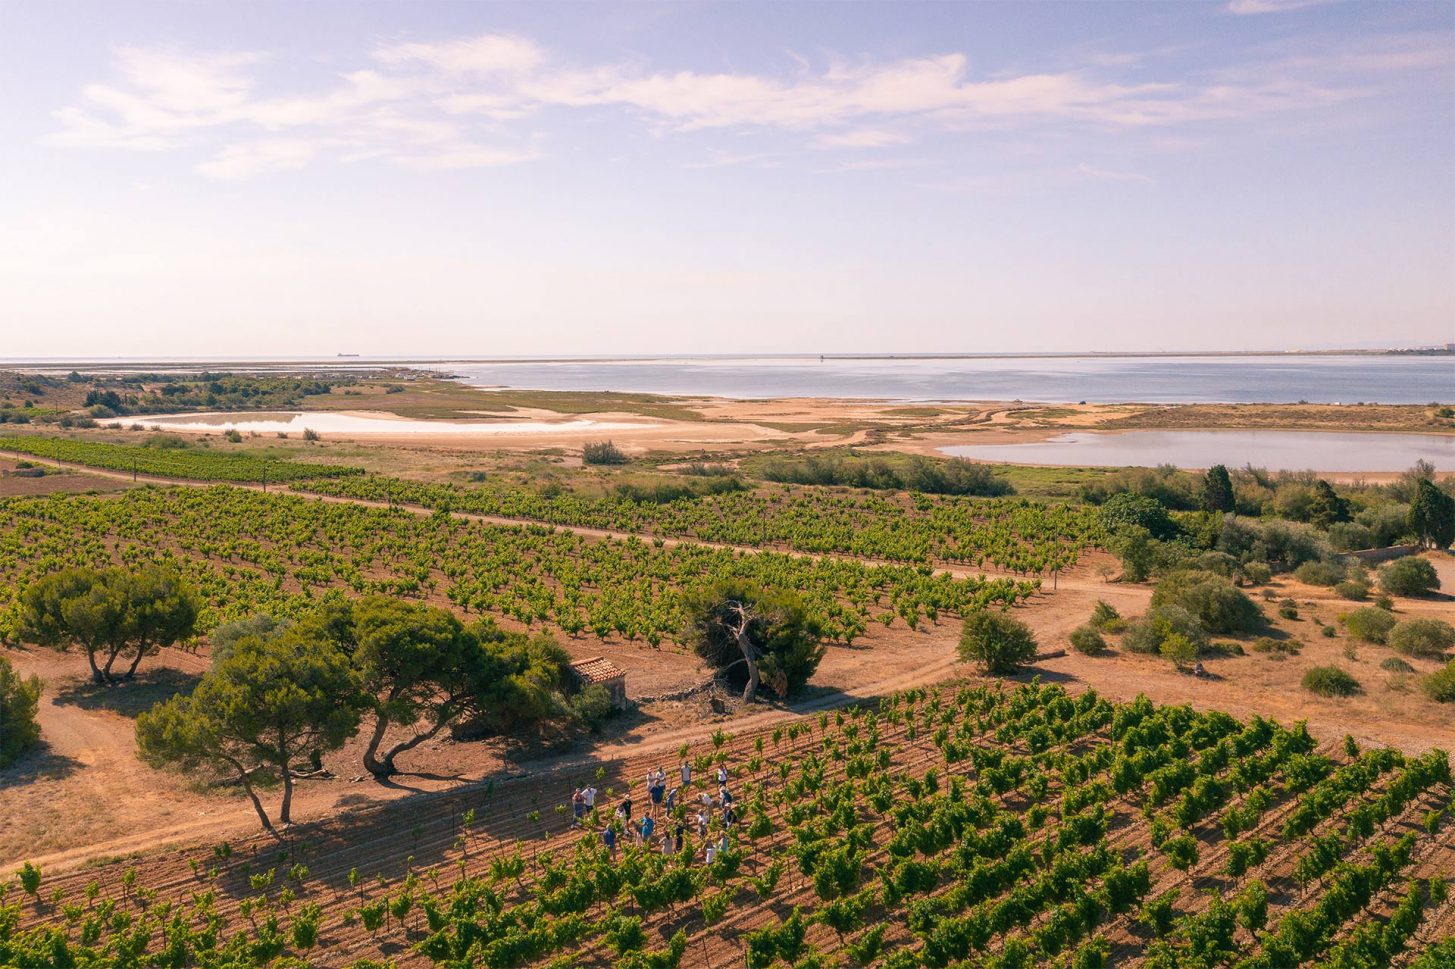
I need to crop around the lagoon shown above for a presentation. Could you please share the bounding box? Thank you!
[120,411,649,437]
[939,430,1455,472]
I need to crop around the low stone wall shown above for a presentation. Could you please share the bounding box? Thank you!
[1348,545,1419,565]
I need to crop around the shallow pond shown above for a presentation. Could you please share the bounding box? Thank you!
[940,430,1455,472]
[120,411,648,437]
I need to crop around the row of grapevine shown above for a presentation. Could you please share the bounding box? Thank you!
[0,434,359,483]
[0,487,1040,645]
[6,682,1450,967]
[295,474,1102,574]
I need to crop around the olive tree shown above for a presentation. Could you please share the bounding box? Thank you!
[20,566,198,685]
[684,581,825,702]
[136,629,364,833]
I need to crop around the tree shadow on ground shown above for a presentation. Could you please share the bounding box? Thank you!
[53,668,202,719]
[0,741,83,786]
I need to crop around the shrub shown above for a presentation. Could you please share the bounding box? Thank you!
[1069,626,1109,656]
[1422,662,1455,703]
[222,428,243,443]
[1334,579,1368,601]
[1278,600,1299,621]
[301,427,320,442]
[958,609,1038,675]
[0,656,43,767]
[1251,636,1299,655]
[1100,493,1177,541]
[1090,600,1121,630]
[1327,522,1374,553]
[1388,618,1455,659]
[1150,571,1263,634]
[569,684,616,732]
[1379,557,1440,597]
[1241,561,1271,585]
[1123,605,1207,655]
[1343,607,1397,644]
[582,440,629,466]
[1160,633,1198,671]
[1294,560,1346,587]
[1380,657,1415,674]
[1302,666,1361,698]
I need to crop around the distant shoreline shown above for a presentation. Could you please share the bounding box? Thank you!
[2,347,1452,372]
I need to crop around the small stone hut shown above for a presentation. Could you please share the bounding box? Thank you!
[569,656,628,710]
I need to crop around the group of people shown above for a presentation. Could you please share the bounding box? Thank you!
[573,759,738,864]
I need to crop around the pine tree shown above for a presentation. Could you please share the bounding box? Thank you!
[1409,479,1455,549]
[1201,465,1235,513]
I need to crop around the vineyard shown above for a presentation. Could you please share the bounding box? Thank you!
[0,435,360,484]
[0,487,1040,645]
[4,682,1451,967]
[296,476,1100,574]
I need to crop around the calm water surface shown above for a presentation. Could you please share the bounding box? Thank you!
[941,430,1455,472]
[448,355,1454,404]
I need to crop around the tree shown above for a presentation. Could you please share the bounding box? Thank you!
[1408,479,1455,549]
[1202,465,1235,514]
[684,582,825,702]
[20,566,198,685]
[316,597,507,777]
[136,629,364,833]
[0,656,43,768]
[958,609,1038,675]
[1307,480,1351,530]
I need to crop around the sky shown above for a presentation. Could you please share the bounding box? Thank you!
[0,0,1452,358]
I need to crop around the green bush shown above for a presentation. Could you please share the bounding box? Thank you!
[1333,579,1368,601]
[1388,618,1455,659]
[1379,557,1440,597]
[1123,605,1207,655]
[1240,561,1271,585]
[1069,625,1109,656]
[582,440,630,466]
[1089,600,1121,630]
[1150,571,1263,634]
[1380,657,1415,674]
[0,656,43,767]
[568,684,617,732]
[1293,560,1346,587]
[1326,521,1374,553]
[1343,607,1397,644]
[958,609,1038,675]
[1421,662,1455,703]
[1160,633,1198,671]
[1302,666,1361,698]
[1250,636,1299,655]
[1100,493,1177,540]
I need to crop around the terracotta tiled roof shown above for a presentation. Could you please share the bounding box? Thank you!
[570,656,625,685]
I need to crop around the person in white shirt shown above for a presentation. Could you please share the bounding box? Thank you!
[681,760,692,787]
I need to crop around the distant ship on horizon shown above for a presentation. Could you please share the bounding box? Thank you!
[337,353,360,358]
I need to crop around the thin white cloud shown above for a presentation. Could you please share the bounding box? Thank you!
[44,27,1442,179]
[196,139,322,179]
[374,33,543,76]
[817,128,910,148]
[1227,0,1337,14]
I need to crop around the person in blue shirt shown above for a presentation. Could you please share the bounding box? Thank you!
[602,826,617,858]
